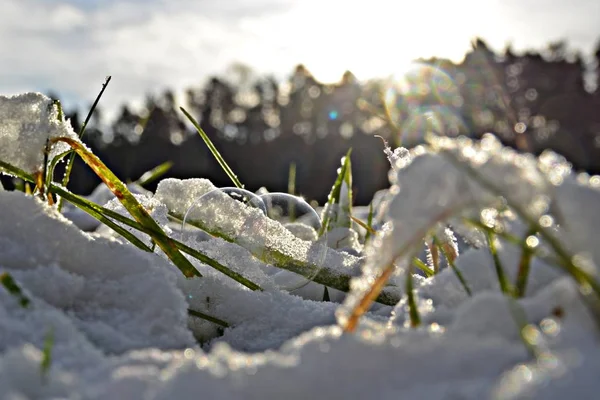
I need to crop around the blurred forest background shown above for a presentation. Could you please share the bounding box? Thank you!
[5,38,600,205]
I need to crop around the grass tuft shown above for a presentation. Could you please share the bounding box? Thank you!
[51,137,200,279]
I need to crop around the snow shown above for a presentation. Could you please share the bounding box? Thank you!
[0,93,80,175]
[1,93,600,399]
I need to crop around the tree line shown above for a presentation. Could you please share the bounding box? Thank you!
[5,38,600,205]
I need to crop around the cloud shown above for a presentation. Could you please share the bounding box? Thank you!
[0,0,296,118]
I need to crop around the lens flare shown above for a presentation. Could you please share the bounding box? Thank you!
[385,62,466,145]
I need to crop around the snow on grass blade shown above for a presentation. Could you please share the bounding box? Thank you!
[508,300,541,359]
[157,179,399,305]
[440,147,600,327]
[168,209,396,305]
[50,183,262,289]
[0,160,154,253]
[59,76,111,211]
[136,161,173,187]
[50,186,265,291]
[180,107,243,189]
[320,148,353,236]
[51,137,200,278]
[442,149,600,297]
[0,272,30,308]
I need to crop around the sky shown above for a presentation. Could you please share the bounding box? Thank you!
[2,0,599,119]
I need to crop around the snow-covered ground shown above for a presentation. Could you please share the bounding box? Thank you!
[1,92,600,399]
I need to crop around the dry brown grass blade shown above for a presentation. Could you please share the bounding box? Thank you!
[344,263,395,332]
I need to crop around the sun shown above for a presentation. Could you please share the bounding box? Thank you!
[280,0,487,83]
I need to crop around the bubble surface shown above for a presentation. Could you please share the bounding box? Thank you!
[182,188,327,292]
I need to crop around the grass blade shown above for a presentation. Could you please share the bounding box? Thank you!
[443,150,600,328]
[136,161,173,187]
[180,107,243,189]
[59,76,111,211]
[41,328,54,377]
[188,308,229,328]
[433,235,472,296]
[486,230,514,296]
[406,263,421,327]
[412,257,434,277]
[2,158,394,304]
[515,229,537,298]
[320,148,353,236]
[344,263,395,332]
[1,272,30,308]
[365,202,375,242]
[51,137,200,279]
[288,162,296,195]
[350,215,376,236]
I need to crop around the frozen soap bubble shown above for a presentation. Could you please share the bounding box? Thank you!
[259,192,328,291]
[182,188,327,292]
[180,187,266,243]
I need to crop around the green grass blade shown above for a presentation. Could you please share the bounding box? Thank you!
[52,137,200,279]
[136,161,173,187]
[365,202,375,242]
[58,76,112,192]
[59,76,111,211]
[188,308,229,328]
[180,107,243,189]
[0,272,30,308]
[288,162,296,195]
[412,257,434,277]
[52,185,154,252]
[319,148,353,236]
[433,235,472,296]
[515,229,537,298]
[406,264,421,327]
[508,299,541,358]
[45,149,73,204]
[41,328,54,377]
[486,230,514,296]
[52,99,64,122]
